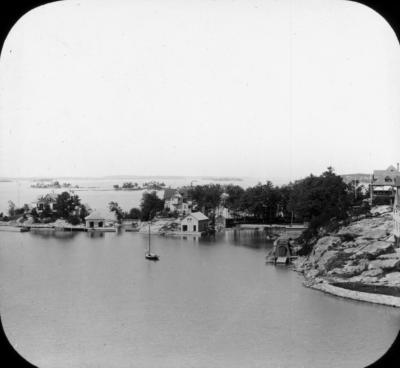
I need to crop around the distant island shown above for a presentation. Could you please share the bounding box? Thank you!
[113,181,166,191]
[200,177,243,182]
[31,181,79,189]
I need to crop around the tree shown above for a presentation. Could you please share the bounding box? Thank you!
[127,207,141,219]
[140,191,164,221]
[223,184,245,213]
[79,204,90,222]
[288,167,352,240]
[239,181,280,223]
[188,184,223,216]
[56,192,81,219]
[109,201,124,222]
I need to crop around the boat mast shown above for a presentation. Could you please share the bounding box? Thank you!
[148,218,151,253]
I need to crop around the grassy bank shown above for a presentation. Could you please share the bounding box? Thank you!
[331,282,400,297]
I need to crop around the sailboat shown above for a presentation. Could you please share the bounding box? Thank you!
[145,218,159,261]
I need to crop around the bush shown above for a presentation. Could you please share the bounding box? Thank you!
[67,215,81,225]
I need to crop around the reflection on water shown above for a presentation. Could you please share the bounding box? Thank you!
[0,230,398,368]
[229,229,272,249]
[29,229,79,240]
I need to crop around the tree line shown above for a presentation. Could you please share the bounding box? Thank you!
[1,168,370,236]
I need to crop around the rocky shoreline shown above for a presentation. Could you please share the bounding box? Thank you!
[291,206,400,307]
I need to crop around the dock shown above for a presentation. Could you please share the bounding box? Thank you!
[236,224,307,231]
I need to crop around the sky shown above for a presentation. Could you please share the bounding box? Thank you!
[0,0,399,185]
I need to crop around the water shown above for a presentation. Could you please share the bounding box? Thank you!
[0,177,259,216]
[0,229,399,368]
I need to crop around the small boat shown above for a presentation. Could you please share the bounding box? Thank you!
[145,252,159,261]
[145,216,159,261]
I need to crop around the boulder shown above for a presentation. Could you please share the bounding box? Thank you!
[361,268,384,277]
[352,241,394,259]
[327,258,369,278]
[311,236,342,262]
[315,250,352,274]
[386,234,396,243]
[380,272,400,286]
[368,259,400,271]
[348,275,379,284]
[360,228,391,241]
[377,252,400,260]
[305,269,321,279]
[343,247,359,255]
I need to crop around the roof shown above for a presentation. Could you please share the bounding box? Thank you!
[85,210,105,220]
[186,211,208,221]
[372,166,399,186]
[37,193,57,202]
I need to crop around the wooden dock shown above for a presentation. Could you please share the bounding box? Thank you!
[236,224,307,231]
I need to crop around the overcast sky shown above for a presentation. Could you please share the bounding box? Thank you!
[0,0,399,184]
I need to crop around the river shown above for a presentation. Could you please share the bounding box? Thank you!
[0,229,399,368]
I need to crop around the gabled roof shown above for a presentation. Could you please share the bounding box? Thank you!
[85,210,105,220]
[37,193,57,202]
[186,211,208,221]
[372,166,399,186]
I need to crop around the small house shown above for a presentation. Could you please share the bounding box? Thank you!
[180,212,208,233]
[85,210,105,229]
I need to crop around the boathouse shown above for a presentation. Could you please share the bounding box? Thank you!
[85,210,105,229]
[272,237,293,264]
[180,212,208,233]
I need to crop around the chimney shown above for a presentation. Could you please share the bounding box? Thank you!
[397,162,399,171]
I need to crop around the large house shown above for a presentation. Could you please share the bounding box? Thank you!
[34,193,58,214]
[163,188,193,216]
[180,212,209,234]
[393,176,400,248]
[370,164,400,205]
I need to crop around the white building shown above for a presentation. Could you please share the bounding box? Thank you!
[85,210,105,229]
[35,193,58,214]
[164,188,192,215]
[180,212,209,234]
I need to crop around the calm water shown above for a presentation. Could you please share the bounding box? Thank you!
[0,229,399,368]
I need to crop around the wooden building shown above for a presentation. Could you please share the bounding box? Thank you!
[85,210,105,229]
[180,212,208,234]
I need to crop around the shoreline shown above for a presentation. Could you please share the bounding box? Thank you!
[303,277,400,308]
[287,206,400,308]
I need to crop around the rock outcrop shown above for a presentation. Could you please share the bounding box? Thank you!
[292,208,400,290]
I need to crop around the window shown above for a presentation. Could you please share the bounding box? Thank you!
[385,176,392,182]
